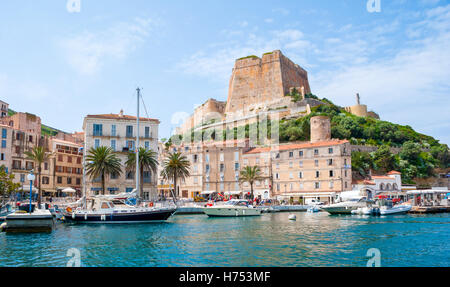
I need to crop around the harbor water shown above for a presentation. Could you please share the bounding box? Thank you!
[0,212,448,267]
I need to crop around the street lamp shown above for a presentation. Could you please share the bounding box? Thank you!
[27,170,36,213]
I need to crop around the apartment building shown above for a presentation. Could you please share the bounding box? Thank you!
[41,138,83,196]
[243,139,352,204]
[0,100,9,118]
[83,110,159,199]
[0,124,13,173]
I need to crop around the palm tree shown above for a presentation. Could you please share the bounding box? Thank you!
[125,147,158,199]
[160,152,190,204]
[86,146,122,195]
[25,146,51,205]
[239,166,263,201]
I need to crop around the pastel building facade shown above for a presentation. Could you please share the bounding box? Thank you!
[83,111,159,199]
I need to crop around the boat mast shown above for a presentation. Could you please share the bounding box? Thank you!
[136,87,140,200]
[82,130,87,209]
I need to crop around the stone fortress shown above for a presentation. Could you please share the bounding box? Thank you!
[176,50,378,136]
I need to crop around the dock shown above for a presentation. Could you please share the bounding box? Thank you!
[409,206,450,214]
[1,210,55,233]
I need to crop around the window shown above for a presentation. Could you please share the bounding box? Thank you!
[1,129,6,139]
[298,172,303,179]
[0,153,4,160]
[256,158,260,165]
[316,171,320,178]
[299,150,303,157]
[314,149,319,156]
[67,177,72,184]
[220,153,224,162]
[126,140,135,151]
[277,184,280,191]
[345,170,348,177]
[193,154,198,163]
[145,127,150,138]
[315,160,319,167]
[42,177,49,184]
[329,170,334,177]
[111,125,116,136]
[220,163,224,173]
[94,139,100,148]
[329,181,334,188]
[126,171,134,180]
[44,162,48,170]
[289,162,293,168]
[20,174,25,183]
[15,146,20,153]
[275,173,279,179]
[111,140,116,151]
[205,154,210,163]
[328,159,333,166]
[194,177,198,184]
[145,141,149,149]
[329,148,334,154]
[58,154,63,162]
[76,178,81,185]
[289,172,293,179]
[290,183,293,191]
[93,124,103,136]
[234,151,239,161]
[110,172,119,180]
[28,135,33,142]
[289,151,293,158]
[57,177,62,184]
[205,164,210,173]
[143,171,151,183]
[1,140,6,148]
[299,161,303,167]
[234,162,239,171]
[68,156,72,163]
[126,125,133,138]
[315,182,320,189]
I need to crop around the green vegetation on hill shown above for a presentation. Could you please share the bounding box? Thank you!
[171,98,449,183]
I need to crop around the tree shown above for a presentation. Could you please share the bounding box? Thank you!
[351,151,374,177]
[86,146,122,195]
[373,145,396,173]
[25,146,51,205]
[0,165,20,203]
[239,166,263,201]
[125,148,158,199]
[160,152,190,204]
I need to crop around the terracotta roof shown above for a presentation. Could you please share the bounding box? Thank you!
[244,140,349,154]
[371,175,394,180]
[52,138,83,147]
[86,114,159,123]
[387,170,401,175]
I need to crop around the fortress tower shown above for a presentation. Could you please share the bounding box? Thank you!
[310,116,331,143]
[225,50,311,117]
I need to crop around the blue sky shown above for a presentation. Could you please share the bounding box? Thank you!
[0,0,449,144]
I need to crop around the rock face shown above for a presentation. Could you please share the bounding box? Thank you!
[225,50,311,118]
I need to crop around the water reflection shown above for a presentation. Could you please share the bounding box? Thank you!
[0,213,448,267]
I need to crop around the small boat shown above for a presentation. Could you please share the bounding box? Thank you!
[351,206,380,216]
[307,206,320,213]
[203,199,261,217]
[380,204,412,215]
[62,197,176,223]
[321,198,367,215]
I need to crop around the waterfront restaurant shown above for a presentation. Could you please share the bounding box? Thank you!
[406,188,450,207]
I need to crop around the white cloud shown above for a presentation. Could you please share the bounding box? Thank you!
[60,17,158,75]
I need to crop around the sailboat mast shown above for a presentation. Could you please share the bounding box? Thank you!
[136,87,140,199]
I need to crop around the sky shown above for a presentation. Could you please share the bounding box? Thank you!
[0,0,449,144]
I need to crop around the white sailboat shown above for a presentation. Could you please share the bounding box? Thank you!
[63,88,176,223]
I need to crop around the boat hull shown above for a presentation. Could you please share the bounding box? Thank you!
[63,209,176,224]
[380,205,412,215]
[204,207,261,217]
[321,206,359,215]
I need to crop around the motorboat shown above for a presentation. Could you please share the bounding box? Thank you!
[307,205,320,213]
[351,206,381,216]
[62,197,176,223]
[380,204,412,215]
[203,199,261,217]
[321,198,368,215]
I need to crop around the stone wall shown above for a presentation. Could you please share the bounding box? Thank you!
[225,50,311,118]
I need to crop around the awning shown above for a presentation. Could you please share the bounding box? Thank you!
[224,191,242,195]
[62,187,76,193]
[19,186,39,192]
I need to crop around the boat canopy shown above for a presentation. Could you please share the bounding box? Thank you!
[200,191,216,195]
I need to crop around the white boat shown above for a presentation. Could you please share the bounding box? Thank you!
[351,206,380,215]
[307,206,320,213]
[321,198,367,215]
[380,204,411,215]
[203,199,261,217]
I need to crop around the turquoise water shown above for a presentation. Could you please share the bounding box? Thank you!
[0,212,449,267]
